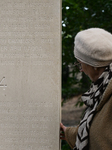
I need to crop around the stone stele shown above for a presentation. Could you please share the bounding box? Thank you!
[0,0,61,150]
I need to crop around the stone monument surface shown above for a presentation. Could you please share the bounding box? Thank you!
[0,0,61,150]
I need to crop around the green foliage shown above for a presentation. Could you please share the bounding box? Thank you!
[61,140,72,150]
[62,0,112,100]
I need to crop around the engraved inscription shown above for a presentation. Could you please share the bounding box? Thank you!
[0,0,60,66]
[0,0,61,150]
[0,77,7,90]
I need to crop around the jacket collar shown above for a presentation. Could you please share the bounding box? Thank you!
[97,78,112,112]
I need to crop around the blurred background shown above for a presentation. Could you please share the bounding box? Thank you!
[61,0,112,149]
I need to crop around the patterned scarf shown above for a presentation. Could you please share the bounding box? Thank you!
[73,63,112,150]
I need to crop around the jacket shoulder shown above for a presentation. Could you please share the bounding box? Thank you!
[97,78,112,112]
